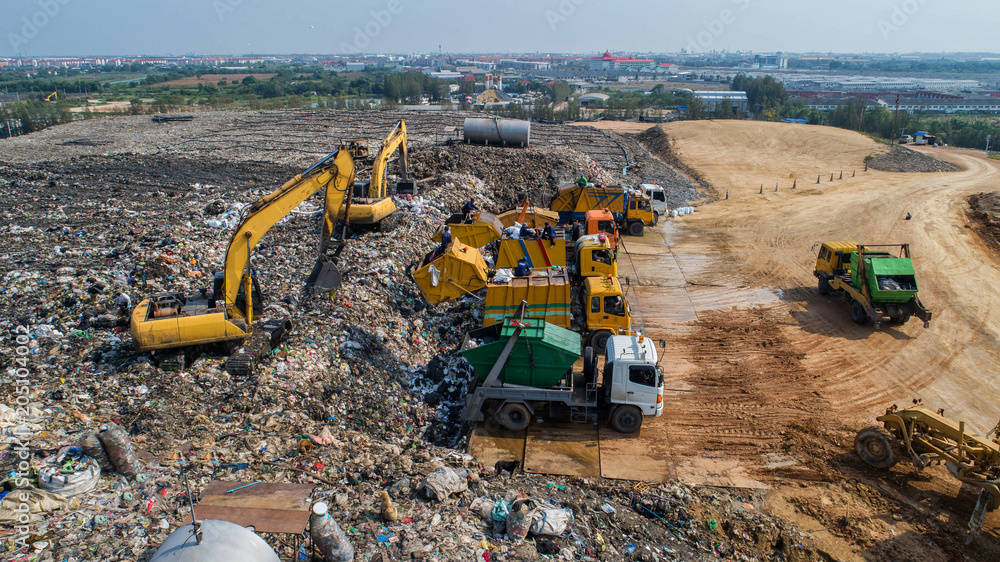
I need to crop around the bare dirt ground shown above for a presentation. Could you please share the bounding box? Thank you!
[621,119,1000,559]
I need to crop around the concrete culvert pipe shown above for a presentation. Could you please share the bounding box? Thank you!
[463,118,530,147]
[150,520,279,562]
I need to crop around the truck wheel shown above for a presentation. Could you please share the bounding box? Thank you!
[583,346,595,380]
[499,403,530,431]
[894,313,911,324]
[854,426,901,469]
[850,300,867,324]
[610,405,643,434]
[628,221,644,236]
[590,330,613,354]
[818,277,832,296]
[652,211,659,226]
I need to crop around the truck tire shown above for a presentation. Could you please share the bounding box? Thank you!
[652,211,659,226]
[583,346,595,380]
[628,220,644,236]
[850,300,867,324]
[818,276,832,296]
[894,313,911,324]
[499,403,530,431]
[590,330,613,354]
[854,426,901,469]
[610,405,643,434]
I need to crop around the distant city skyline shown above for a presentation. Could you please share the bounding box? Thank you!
[2,0,995,58]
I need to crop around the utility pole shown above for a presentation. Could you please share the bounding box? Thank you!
[987,134,992,155]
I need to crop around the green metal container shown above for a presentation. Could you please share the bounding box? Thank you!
[460,317,581,387]
[851,252,919,303]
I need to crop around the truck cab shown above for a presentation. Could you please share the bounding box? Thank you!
[584,209,619,254]
[575,235,617,278]
[603,335,664,430]
[640,184,667,223]
[581,276,630,350]
[625,193,655,235]
[814,241,857,278]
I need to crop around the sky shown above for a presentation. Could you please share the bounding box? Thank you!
[2,0,995,57]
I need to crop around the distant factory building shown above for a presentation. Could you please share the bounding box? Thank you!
[692,91,748,112]
[590,51,656,71]
[498,59,551,71]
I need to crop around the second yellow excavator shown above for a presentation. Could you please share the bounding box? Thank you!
[341,120,414,230]
[131,145,361,374]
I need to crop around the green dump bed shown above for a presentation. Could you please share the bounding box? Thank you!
[460,317,581,388]
[851,252,919,303]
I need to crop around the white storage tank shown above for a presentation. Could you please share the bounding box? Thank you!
[463,118,530,147]
[150,520,279,562]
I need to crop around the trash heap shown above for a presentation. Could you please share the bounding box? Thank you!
[0,148,826,561]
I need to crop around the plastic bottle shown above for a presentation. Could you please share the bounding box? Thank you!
[310,502,354,562]
[97,422,143,477]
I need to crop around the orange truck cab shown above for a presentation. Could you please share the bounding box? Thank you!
[584,209,619,254]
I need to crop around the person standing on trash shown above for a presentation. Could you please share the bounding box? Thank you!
[435,226,452,258]
[571,220,583,242]
[541,222,557,246]
[514,258,531,277]
[115,292,132,317]
[461,198,478,223]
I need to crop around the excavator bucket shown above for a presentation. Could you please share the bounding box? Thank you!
[395,180,416,196]
[305,258,342,294]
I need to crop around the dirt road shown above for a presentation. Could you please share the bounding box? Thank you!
[621,120,1000,559]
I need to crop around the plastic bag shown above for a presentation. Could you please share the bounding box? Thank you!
[97,422,142,477]
[506,508,531,541]
[529,507,573,536]
[417,466,468,501]
[491,498,511,522]
[80,431,114,472]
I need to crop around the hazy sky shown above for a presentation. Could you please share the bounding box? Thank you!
[2,0,994,57]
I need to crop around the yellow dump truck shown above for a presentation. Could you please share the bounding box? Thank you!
[483,268,630,351]
[495,237,567,269]
[410,241,489,305]
[432,211,504,248]
[550,184,655,236]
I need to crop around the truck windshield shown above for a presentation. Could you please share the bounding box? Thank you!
[604,295,625,316]
[628,365,657,387]
[597,221,614,233]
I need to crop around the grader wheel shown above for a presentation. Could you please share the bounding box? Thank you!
[855,426,902,469]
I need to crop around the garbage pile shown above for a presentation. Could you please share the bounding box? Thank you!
[0,147,824,561]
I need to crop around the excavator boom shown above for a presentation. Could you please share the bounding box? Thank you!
[224,148,355,307]
[369,120,409,199]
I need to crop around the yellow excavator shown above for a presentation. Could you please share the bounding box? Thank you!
[45,91,57,102]
[130,145,360,374]
[341,120,414,230]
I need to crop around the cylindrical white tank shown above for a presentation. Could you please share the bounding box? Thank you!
[464,118,530,147]
[151,520,279,562]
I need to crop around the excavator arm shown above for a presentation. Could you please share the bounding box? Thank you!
[223,147,356,316]
[368,120,408,199]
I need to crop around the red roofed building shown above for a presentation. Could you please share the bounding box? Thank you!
[590,51,655,71]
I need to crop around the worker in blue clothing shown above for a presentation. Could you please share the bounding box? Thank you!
[541,222,557,246]
[514,257,531,277]
[518,223,534,239]
[435,225,452,259]
[461,198,478,222]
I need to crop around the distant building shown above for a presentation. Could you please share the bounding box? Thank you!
[752,55,787,69]
[579,92,610,107]
[590,51,655,71]
[498,59,551,71]
[345,62,366,71]
[692,91,748,112]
